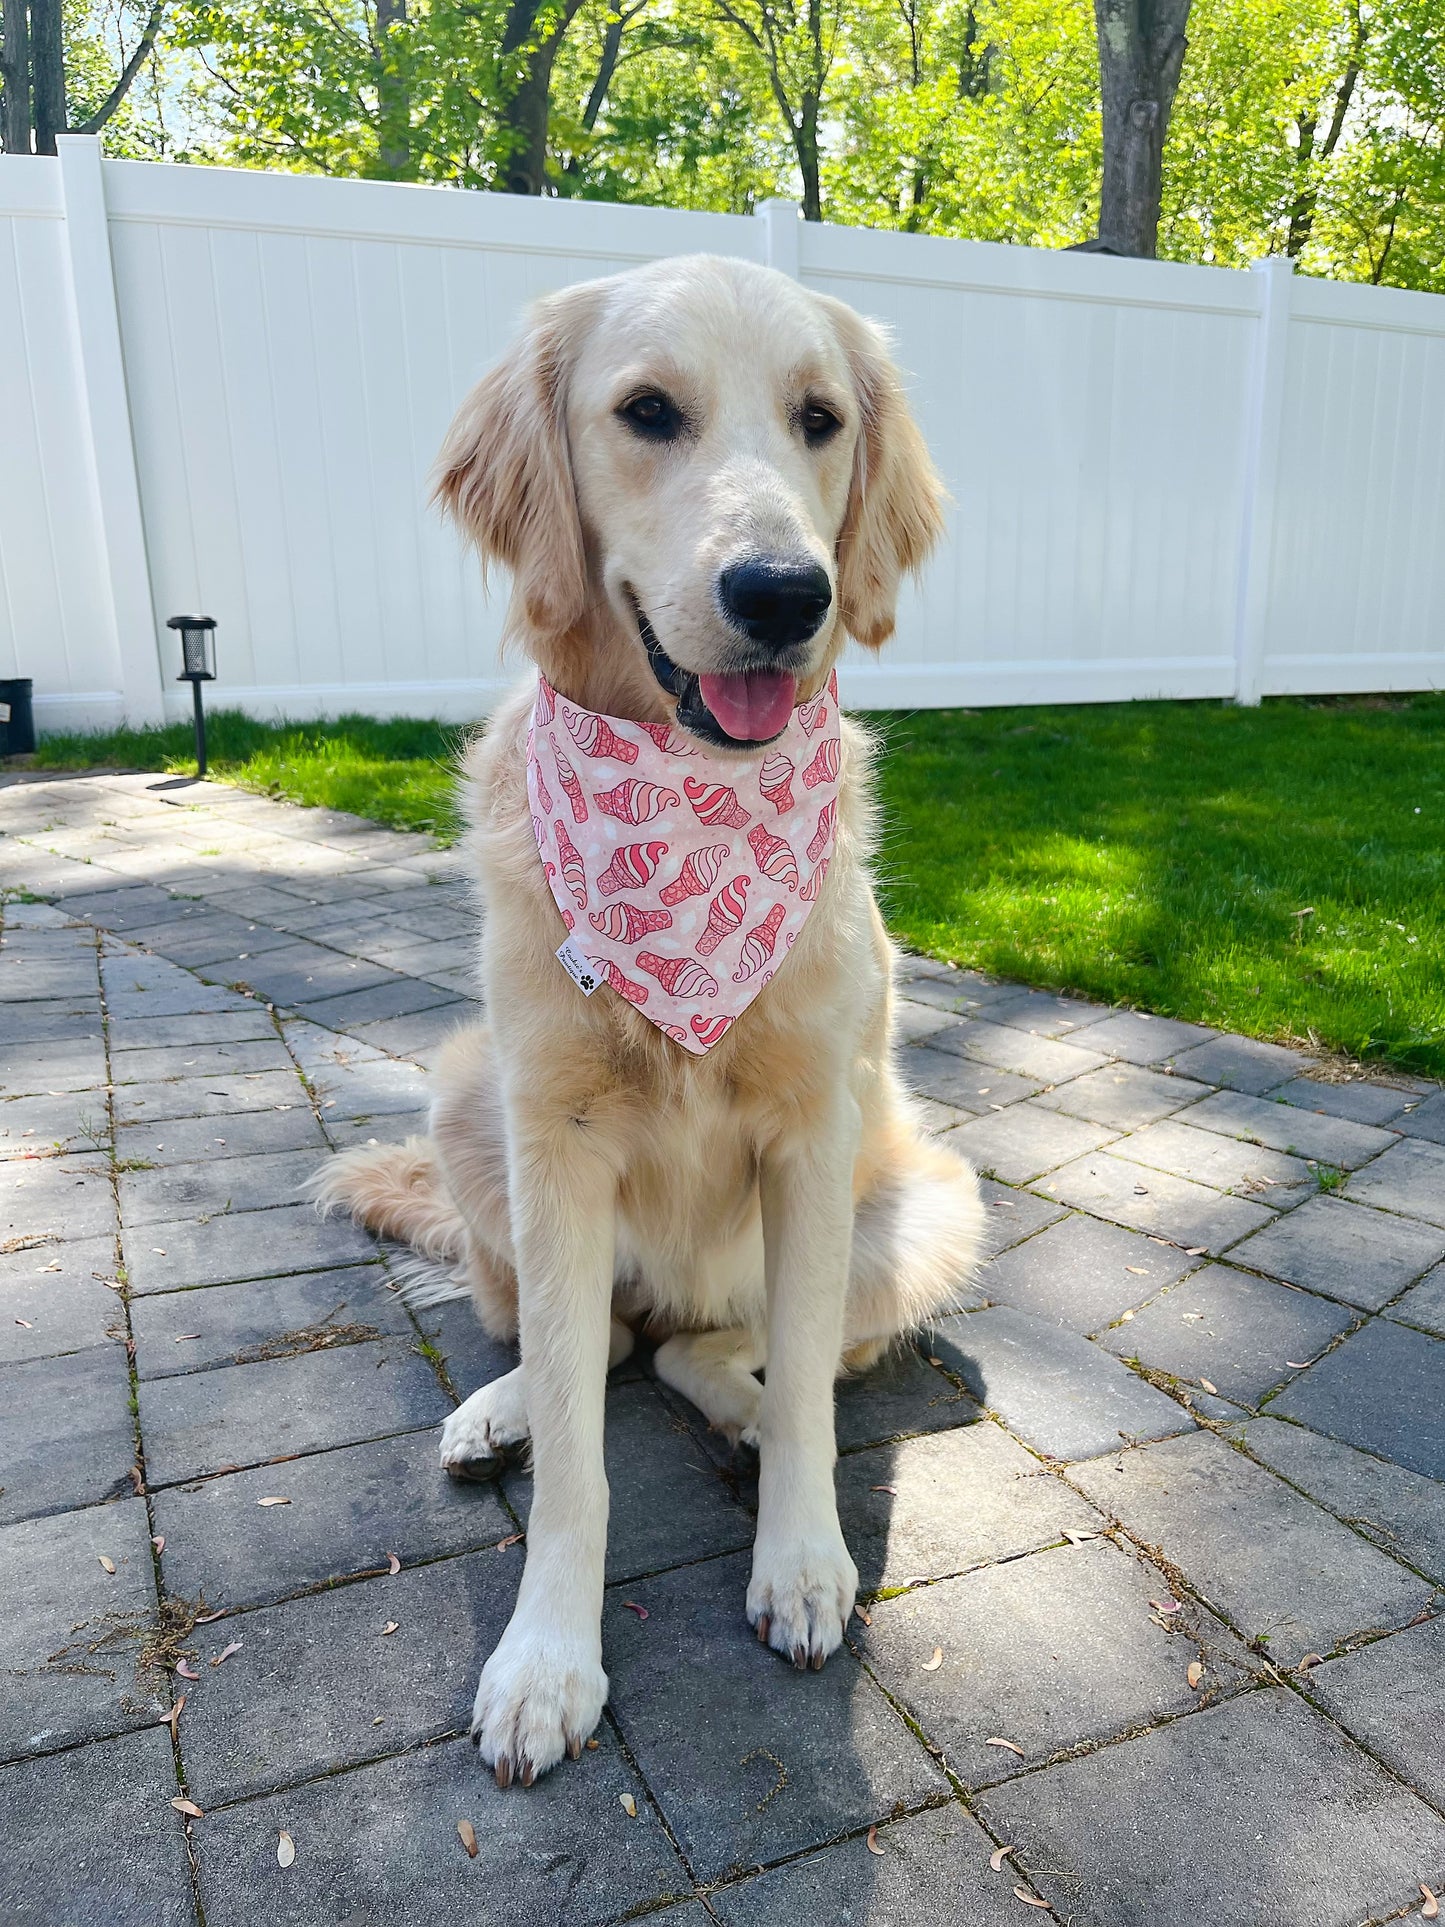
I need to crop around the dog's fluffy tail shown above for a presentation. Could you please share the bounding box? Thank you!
[312,1137,472,1307]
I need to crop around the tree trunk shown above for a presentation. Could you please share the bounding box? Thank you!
[1092,0,1191,257]
[30,0,64,153]
[78,0,165,135]
[1286,5,1363,261]
[0,0,34,152]
[373,0,411,178]
[497,0,582,195]
[797,94,822,221]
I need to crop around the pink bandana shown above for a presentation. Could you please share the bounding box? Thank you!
[526,672,842,1054]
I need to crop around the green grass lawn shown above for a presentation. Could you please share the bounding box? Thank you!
[20,693,1445,1077]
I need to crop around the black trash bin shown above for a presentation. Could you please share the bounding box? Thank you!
[0,679,35,757]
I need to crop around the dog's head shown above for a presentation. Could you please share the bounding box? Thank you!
[437,254,943,750]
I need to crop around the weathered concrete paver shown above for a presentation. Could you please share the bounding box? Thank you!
[4,765,1444,1927]
[1069,1429,1434,1661]
[980,1689,1445,1927]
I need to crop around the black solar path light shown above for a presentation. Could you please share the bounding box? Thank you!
[168,615,217,777]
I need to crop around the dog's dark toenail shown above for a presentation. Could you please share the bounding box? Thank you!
[495,1756,512,1789]
[520,1758,535,1787]
[811,1649,825,1670]
[756,1615,770,1644]
[567,1736,582,1761]
[792,1644,807,1669]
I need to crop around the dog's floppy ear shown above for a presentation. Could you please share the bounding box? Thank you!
[826,301,945,650]
[434,285,599,637]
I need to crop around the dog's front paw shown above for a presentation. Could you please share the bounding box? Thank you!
[471,1625,607,1787]
[440,1372,530,1478]
[747,1529,858,1671]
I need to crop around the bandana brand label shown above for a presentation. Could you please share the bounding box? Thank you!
[555,937,601,994]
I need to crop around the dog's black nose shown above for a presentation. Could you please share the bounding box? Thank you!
[718,558,833,648]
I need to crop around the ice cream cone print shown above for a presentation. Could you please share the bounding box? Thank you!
[590,957,649,1005]
[658,844,728,906]
[593,779,679,823]
[588,902,674,942]
[596,841,669,897]
[554,745,589,823]
[801,737,840,789]
[746,823,799,891]
[759,751,795,813]
[806,799,836,865]
[683,777,751,829]
[636,952,719,998]
[733,902,787,981]
[690,1014,734,1047]
[563,704,639,764]
[553,819,588,908]
[695,875,749,957]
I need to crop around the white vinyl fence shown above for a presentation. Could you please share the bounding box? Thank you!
[2,136,1443,734]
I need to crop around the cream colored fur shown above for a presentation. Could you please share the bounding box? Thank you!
[315,254,983,1787]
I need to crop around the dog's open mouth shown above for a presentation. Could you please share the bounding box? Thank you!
[635,603,795,749]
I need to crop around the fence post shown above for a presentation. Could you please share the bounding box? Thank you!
[1232,254,1294,707]
[56,135,166,728]
[756,198,801,278]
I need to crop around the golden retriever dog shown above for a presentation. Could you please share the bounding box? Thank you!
[318,254,983,1787]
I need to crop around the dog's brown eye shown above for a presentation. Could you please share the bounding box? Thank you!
[619,392,681,440]
[801,401,841,445]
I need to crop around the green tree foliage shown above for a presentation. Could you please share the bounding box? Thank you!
[31,0,1445,291]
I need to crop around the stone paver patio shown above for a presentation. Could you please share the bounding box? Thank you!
[2,767,1444,1927]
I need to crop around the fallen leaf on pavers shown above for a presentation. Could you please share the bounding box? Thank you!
[98,1556,116,1574]
[586,1738,599,1750]
[1199,1379,1219,1396]
[14,1317,33,1328]
[990,1845,1016,1872]
[927,1356,943,1366]
[1124,1266,1147,1276]
[1298,1653,1324,1672]
[618,1794,637,1817]
[1063,1529,1097,1545]
[1118,1309,1136,1322]
[171,1798,204,1818]
[152,1535,165,1554]
[176,1661,200,1680]
[151,1248,167,1256]
[871,1484,898,1495]
[457,1820,478,1859]
[1132,1183,1149,1195]
[497,1533,524,1550]
[855,1605,872,1626]
[1013,1887,1050,1910]
[986,1737,1026,1757]
[159,1695,186,1734]
[257,1496,290,1507]
[1185,1247,1207,1257]
[1421,1883,1439,1918]
[380,1622,399,1637]
[196,1609,228,1624]
[866,1827,885,1857]
[211,1641,243,1667]
[922,1646,944,1671]
[277,1832,296,1868]
[1285,1360,1315,1370]
[1150,1598,1182,1614]
[1187,1661,1205,1689]
[622,1601,649,1620]
[386,1552,401,1575]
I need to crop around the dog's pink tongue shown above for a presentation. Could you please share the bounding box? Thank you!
[698,671,797,741]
